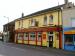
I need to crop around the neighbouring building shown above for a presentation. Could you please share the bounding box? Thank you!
[62,7,75,51]
[0,32,3,41]
[3,21,15,43]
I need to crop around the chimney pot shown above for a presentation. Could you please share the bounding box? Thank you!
[22,13,24,18]
[64,0,68,4]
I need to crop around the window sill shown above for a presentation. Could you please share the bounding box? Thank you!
[29,26,38,28]
[48,23,53,25]
[48,24,54,26]
[43,24,48,26]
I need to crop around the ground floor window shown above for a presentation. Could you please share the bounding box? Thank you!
[18,33,23,40]
[30,32,36,40]
[24,32,28,40]
[37,32,42,41]
[65,35,75,45]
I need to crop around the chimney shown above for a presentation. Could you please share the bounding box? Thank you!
[21,13,24,18]
[64,0,69,4]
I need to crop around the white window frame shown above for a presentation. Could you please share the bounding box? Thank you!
[18,33,22,40]
[37,32,42,41]
[44,16,47,25]
[24,33,28,40]
[49,15,53,24]
[31,19,36,26]
[30,32,36,40]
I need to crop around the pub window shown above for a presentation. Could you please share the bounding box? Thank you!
[24,33,28,40]
[35,21,38,27]
[31,19,36,26]
[18,33,23,40]
[38,32,42,41]
[19,21,20,28]
[49,15,53,24]
[44,16,47,25]
[65,34,73,45]
[30,32,36,40]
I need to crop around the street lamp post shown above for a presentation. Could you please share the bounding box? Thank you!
[3,16,9,42]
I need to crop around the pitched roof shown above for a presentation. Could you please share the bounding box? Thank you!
[15,4,64,21]
[3,20,15,26]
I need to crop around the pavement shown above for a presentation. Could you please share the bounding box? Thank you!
[0,41,75,56]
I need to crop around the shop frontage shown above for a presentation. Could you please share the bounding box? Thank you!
[64,28,75,51]
[15,27,62,48]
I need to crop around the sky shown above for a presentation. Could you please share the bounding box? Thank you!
[0,0,75,32]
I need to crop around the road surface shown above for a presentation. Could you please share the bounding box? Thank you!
[0,42,75,56]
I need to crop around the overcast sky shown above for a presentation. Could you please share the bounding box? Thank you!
[0,0,75,32]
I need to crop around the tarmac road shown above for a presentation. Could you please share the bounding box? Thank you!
[0,41,75,56]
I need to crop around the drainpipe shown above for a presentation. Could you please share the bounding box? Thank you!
[57,2,61,49]
[61,7,64,49]
[58,8,61,49]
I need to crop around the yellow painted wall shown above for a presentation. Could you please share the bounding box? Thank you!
[42,32,47,46]
[29,41,36,45]
[24,41,28,44]
[23,19,30,28]
[18,40,23,43]
[53,32,59,48]
[15,21,19,30]
[15,11,62,30]
[53,11,62,25]
[15,10,62,48]
[37,42,41,46]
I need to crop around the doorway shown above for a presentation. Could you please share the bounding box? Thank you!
[48,36,53,47]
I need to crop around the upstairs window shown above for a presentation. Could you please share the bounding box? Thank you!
[21,20,23,28]
[49,15,53,24]
[35,21,38,27]
[18,21,20,28]
[31,19,36,26]
[71,18,75,27]
[44,16,47,25]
